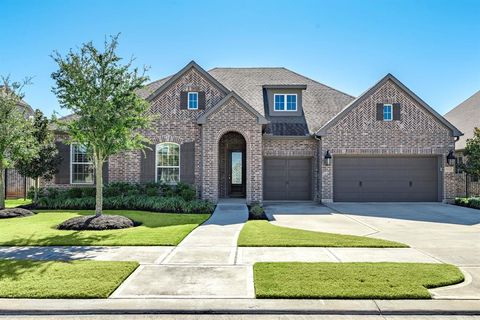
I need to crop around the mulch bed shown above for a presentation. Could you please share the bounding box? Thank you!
[0,208,35,219]
[57,214,136,230]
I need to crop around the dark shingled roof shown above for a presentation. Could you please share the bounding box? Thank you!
[208,67,355,134]
[445,90,480,150]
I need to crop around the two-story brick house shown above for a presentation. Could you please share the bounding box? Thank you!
[49,61,462,204]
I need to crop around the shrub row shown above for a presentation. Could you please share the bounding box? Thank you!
[30,182,197,202]
[36,195,215,214]
[455,197,480,209]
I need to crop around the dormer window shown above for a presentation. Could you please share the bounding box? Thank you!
[188,92,198,110]
[383,104,393,121]
[274,94,297,111]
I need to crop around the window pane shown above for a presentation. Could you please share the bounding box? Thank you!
[157,167,180,184]
[286,95,297,111]
[274,95,285,111]
[188,92,198,109]
[72,163,94,184]
[383,104,392,120]
[231,152,242,184]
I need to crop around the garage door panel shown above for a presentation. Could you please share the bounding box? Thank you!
[264,158,312,201]
[334,156,438,202]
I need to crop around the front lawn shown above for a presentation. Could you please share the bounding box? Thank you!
[0,259,138,298]
[5,198,32,208]
[0,210,209,246]
[254,262,464,299]
[238,221,407,247]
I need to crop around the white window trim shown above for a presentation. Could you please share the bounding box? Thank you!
[383,103,393,121]
[155,142,181,184]
[273,93,297,111]
[187,92,199,110]
[70,144,94,185]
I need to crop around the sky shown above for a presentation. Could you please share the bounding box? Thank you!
[0,0,479,117]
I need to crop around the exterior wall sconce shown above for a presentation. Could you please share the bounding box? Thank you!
[324,150,332,166]
[446,150,456,166]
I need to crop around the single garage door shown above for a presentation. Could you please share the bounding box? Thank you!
[264,158,312,200]
[333,156,439,202]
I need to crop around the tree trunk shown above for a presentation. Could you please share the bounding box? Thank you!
[0,167,4,210]
[95,156,103,217]
[34,177,39,205]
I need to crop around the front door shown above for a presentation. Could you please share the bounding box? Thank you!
[228,150,246,197]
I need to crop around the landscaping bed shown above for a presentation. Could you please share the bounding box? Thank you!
[455,197,480,209]
[31,182,215,214]
[0,259,138,298]
[0,210,210,246]
[253,262,464,299]
[0,208,35,219]
[238,220,407,247]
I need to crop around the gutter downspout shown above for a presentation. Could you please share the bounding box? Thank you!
[314,134,322,203]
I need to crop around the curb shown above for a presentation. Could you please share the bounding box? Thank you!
[0,299,479,316]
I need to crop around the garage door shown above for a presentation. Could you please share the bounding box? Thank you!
[264,158,312,200]
[333,156,439,202]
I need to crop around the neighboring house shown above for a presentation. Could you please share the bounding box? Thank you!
[46,61,462,203]
[444,90,480,197]
[1,88,35,199]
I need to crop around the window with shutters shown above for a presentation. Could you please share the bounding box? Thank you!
[188,92,198,110]
[156,142,180,184]
[70,144,94,184]
[383,104,393,121]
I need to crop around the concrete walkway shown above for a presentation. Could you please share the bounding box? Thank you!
[111,202,253,298]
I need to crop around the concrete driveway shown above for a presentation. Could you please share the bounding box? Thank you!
[265,202,480,299]
[266,202,480,266]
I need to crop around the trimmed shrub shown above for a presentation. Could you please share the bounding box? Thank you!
[455,197,480,209]
[249,203,267,220]
[35,194,214,214]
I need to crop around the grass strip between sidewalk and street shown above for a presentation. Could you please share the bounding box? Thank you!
[0,259,139,298]
[254,262,464,299]
[238,220,407,247]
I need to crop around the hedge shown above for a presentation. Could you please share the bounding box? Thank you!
[455,197,480,209]
[31,182,214,214]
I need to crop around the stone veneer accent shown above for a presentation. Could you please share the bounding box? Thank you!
[321,79,456,202]
[202,96,263,203]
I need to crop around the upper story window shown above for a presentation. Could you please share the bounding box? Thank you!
[274,94,297,111]
[383,104,393,121]
[188,92,198,110]
[71,144,94,184]
[156,142,180,184]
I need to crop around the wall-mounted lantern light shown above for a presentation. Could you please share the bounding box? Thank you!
[324,150,332,166]
[446,150,456,166]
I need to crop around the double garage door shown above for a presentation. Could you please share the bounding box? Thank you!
[333,156,439,202]
[264,158,312,201]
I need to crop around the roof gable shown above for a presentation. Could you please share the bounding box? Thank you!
[145,61,230,102]
[445,90,480,150]
[197,91,269,125]
[317,73,462,137]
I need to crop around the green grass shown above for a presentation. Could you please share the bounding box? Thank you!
[0,259,138,298]
[238,221,407,247]
[254,262,464,299]
[0,210,210,246]
[5,198,32,208]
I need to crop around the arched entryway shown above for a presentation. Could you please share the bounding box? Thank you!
[218,131,247,198]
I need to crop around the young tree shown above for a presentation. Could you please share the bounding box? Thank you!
[51,35,150,217]
[16,110,62,204]
[0,77,37,209]
[462,127,480,190]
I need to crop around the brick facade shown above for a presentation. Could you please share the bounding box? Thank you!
[321,79,456,202]
[47,64,465,204]
[201,96,263,203]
